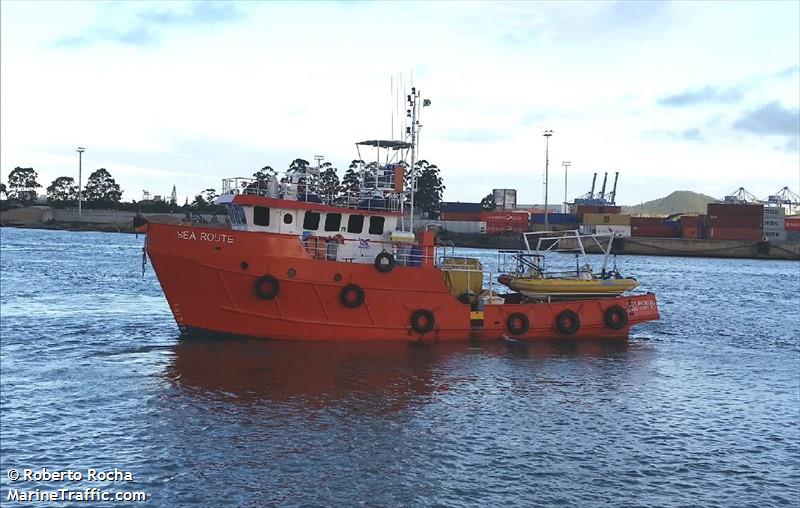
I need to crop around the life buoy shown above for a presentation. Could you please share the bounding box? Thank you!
[410,309,435,334]
[507,312,530,335]
[254,275,279,300]
[555,309,580,335]
[374,251,396,273]
[339,284,365,308]
[604,305,628,330]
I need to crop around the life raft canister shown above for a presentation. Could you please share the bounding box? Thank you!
[507,312,530,335]
[410,309,435,334]
[339,284,365,308]
[374,251,396,273]
[604,305,629,330]
[254,275,280,300]
[555,309,580,335]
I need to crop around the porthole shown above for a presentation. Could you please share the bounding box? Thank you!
[283,213,293,225]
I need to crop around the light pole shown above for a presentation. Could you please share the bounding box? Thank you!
[543,130,552,230]
[76,147,85,217]
[562,161,571,213]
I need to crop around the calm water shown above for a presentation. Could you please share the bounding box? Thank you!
[1,227,798,507]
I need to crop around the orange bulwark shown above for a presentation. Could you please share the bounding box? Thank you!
[145,223,659,342]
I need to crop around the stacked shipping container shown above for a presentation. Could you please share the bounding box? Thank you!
[762,206,786,241]
[630,217,681,238]
[707,203,763,241]
[483,211,529,234]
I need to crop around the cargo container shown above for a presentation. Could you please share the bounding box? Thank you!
[439,211,484,222]
[439,202,485,222]
[441,220,487,234]
[582,213,631,226]
[679,215,701,228]
[763,230,787,241]
[492,189,517,210]
[483,210,528,234]
[631,226,682,238]
[707,203,763,216]
[786,217,800,231]
[486,222,526,234]
[682,227,700,239]
[482,211,529,223]
[530,213,580,225]
[594,225,631,237]
[763,206,786,217]
[708,215,763,228]
[631,217,681,229]
[762,217,786,228]
[708,227,762,241]
[575,205,621,216]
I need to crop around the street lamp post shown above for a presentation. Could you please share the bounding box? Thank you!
[562,161,571,213]
[76,147,85,217]
[543,130,553,230]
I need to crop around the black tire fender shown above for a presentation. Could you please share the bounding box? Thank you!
[374,251,396,273]
[254,275,280,300]
[410,309,435,334]
[604,305,628,330]
[555,309,580,335]
[340,284,365,308]
[507,312,530,335]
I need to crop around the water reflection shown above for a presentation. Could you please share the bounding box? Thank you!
[165,338,465,407]
[165,337,645,406]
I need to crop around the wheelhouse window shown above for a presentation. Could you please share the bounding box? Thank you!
[283,213,293,224]
[226,204,247,225]
[347,215,364,234]
[253,206,270,226]
[325,213,342,232]
[368,216,385,235]
[303,211,320,230]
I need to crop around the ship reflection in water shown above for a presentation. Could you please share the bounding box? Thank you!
[164,337,637,408]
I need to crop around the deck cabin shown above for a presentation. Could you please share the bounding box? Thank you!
[216,140,423,266]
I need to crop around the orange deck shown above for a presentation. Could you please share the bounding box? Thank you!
[145,223,659,341]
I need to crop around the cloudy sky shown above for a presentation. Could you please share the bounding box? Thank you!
[2,1,798,206]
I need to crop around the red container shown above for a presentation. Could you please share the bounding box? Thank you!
[631,217,669,226]
[482,211,528,223]
[680,216,701,227]
[707,203,763,216]
[707,214,763,228]
[708,227,762,241]
[785,217,800,231]
[440,211,484,221]
[486,222,526,234]
[682,227,700,239]
[631,226,682,238]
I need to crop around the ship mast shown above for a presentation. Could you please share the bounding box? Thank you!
[407,87,420,231]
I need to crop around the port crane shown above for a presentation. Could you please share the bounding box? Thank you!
[724,187,761,204]
[571,172,619,206]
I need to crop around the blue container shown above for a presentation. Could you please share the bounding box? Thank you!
[530,213,580,225]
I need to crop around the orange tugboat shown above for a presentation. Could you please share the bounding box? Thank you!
[141,90,659,341]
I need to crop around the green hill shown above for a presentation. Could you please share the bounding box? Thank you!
[623,190,719,216]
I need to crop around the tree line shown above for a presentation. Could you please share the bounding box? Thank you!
[1,158,446,217]
[249,158,445,218]
[1,167,122,209]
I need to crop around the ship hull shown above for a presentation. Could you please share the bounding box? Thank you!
[145,224,659,341]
